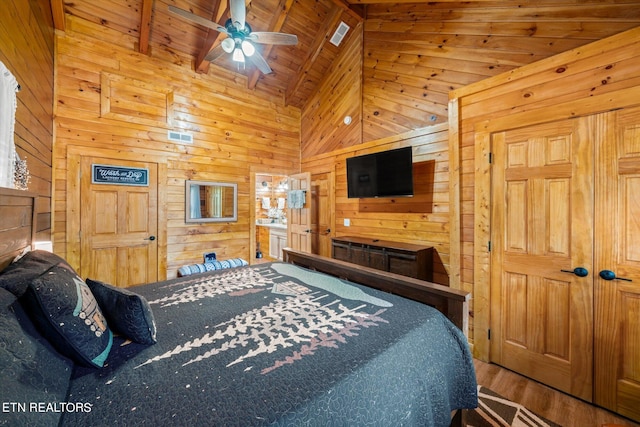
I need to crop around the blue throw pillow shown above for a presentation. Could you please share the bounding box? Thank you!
[21,264,113,368]
[177,258,248,276]
[86,278,157,345]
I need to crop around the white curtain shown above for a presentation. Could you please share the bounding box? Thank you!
[204,186,222,218]
[212,186,222,217]
[190,184,201,219]
[0,61,18,188]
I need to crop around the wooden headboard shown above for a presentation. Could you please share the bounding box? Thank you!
[0,187,36,272]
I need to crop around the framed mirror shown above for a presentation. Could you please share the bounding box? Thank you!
[185,180,237,223]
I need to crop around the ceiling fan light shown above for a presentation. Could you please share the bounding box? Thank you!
[241,40,255,57]
[232,47,245,63]
[221,38,235,53]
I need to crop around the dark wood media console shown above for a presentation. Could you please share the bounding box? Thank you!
[331,236,434,282]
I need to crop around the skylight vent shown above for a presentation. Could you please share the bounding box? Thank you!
[329,22,350,47]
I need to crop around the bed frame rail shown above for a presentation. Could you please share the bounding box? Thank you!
[282,248,470,335]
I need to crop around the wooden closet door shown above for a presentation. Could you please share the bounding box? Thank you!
[594,108,640,421]
[490,118,594,401]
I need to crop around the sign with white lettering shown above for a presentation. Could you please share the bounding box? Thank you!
[92,164,149,186]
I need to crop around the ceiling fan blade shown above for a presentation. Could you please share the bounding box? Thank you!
[248,32,298,46]
[229,0,246,31]
[168,5,227,34]
[248,50,272,74]
[204,44,227,62]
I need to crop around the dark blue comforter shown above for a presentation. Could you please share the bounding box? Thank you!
[61,262,477,426]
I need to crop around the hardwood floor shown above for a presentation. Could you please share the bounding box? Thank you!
[474,359,639,427]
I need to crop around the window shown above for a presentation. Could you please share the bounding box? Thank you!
[0,61,19,188]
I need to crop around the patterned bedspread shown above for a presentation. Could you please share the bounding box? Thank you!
[61,262,477,426]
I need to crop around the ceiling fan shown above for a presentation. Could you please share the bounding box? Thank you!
[168,0,298,74]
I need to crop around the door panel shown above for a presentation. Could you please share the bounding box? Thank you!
[311,172,334,257]
[594,107,640,420]
[81,157,158,287]
[287,172,311,253]
[491,118,594,401]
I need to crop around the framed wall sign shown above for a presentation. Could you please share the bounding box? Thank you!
[92,164,149,186]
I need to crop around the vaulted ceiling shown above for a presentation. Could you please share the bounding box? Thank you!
[50,0,640,115]
[51,0,365,109]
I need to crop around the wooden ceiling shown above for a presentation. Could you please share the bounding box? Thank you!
[51,0,640,113]
[51,0,365,108]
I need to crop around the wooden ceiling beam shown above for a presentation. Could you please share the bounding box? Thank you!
[247,0,296,89]
[138,0,153,54]
[195,0,229,74]
[285,5,343,105]
[50,0,65,31]
[330,0,364,22]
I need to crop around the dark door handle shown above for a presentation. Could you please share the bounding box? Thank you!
[599,270,632,282]
[560,267,588,277]
[145,235,156,241]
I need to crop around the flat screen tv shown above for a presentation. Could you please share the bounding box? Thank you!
[346,147,414,198]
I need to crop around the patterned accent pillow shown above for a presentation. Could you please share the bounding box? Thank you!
[177,258,249,276]
[225,258,247,268]
[86,278,157,345]
[21,264,113,368]
[0,250,73,297]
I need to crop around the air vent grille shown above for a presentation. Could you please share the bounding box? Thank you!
[329,22,350,47]
[167,130,193,144]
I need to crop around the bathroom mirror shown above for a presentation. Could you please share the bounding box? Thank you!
[185,180,237,223]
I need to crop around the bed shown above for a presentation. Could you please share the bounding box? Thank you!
[0,187,477,426]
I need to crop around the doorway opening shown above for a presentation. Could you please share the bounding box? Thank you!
[254,174,289,262]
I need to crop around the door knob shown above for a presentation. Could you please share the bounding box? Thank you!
[145,235,156,241]
[599,269,632,282]
[560,267,589,277]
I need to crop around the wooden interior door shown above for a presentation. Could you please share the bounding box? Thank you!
[594,107,640,420]
[287,172,312,253]
[490,118,594,400]
[311,171,334,257]
[80,156,158,287]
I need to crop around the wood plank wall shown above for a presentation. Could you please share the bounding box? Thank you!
[362,1,640,143]
[301,1,640,160]
[449,26,640,357]
[302,124,451,285]
[0,0,54,244]
[54,15,300,279]
[300,23,363,159]
[298,2,640,346]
